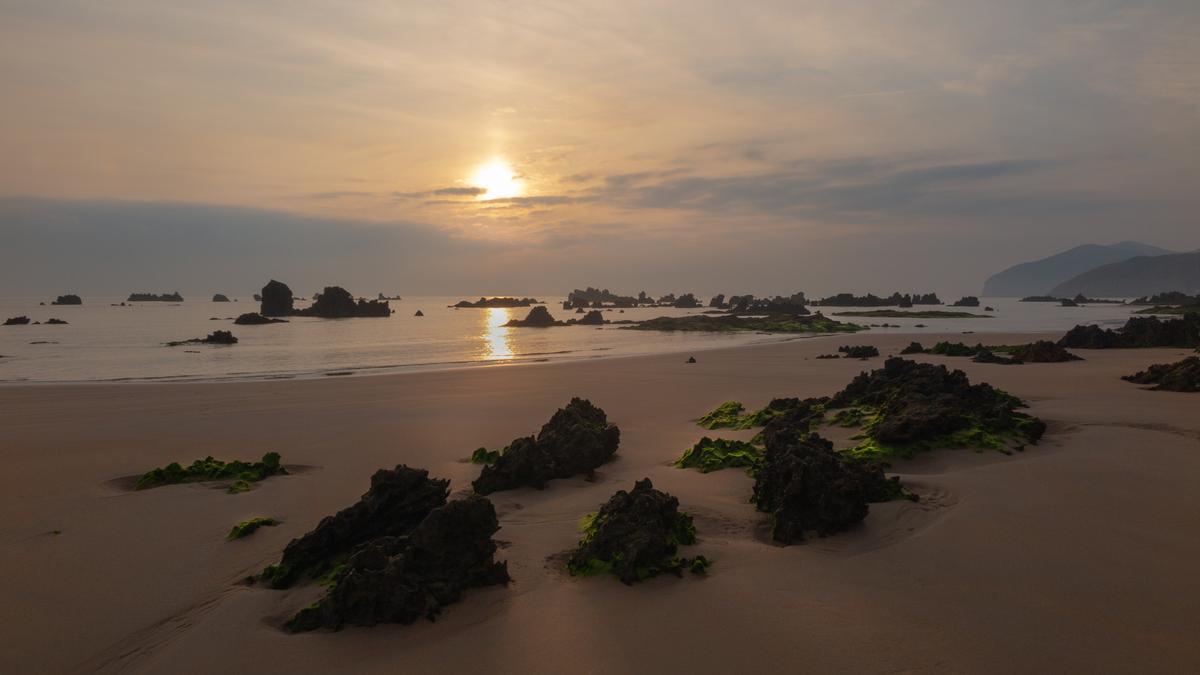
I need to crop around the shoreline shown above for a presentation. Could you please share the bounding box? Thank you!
[3,331,1199,673]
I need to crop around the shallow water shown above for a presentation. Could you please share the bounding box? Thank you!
[0,295,1143,383]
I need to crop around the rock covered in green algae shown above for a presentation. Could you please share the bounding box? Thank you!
[1058,313,1200,349]
[1007,340,1082,363]
[262,466,449,589]
[675,437,762,473]
[828,358,1045,458]
[567,478,705,584]
[697,397,828,432]
[838,344,880,359]
[135,452,285,491]
[471,398,620,494]
[228,517,279,540]
[1122,356,1200,392]
[287,495,509,631]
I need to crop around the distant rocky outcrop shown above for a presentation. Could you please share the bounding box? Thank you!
[260,280,294,317]
[4,316,31,325]
[51,294,81,305]
[297,287,391,318]
[672,293,701,308]
[128,292,183,302]
[1058,314,1200,349]
[166,330,237,346]
[564,287,648,309]
[454,297,541,308]
[1051,250,1200,297]
[577,310,605,325]
[951,296,980,307]
[725,293,810,315]
[472,398,620,494]
[1009,341,1083,363]
[44,318,68,325]
[414,310,424,316]
[810,292,941,307]
[503,306,563,327]
[982,241,1174,297]
[212,294,230,302]
[234,312,287,325]
[1122,357,1200,392]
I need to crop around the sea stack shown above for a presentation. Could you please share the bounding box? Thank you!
[260,280,294,317]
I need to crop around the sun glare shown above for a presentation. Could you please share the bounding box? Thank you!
[470,159,523,200]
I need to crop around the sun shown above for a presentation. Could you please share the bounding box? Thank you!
[470,158,523,200]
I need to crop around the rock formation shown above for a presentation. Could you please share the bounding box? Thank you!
[127,292,183,302]
[1009,340,1082,362]
[297,287,391,318]
[1058,314,1200,349]
[577,310,605,325]
[414,310,424,316]
[472,398,620,494]
[1122,357,1200,392]
[44,318,68,325]
[51,294,81,305]
[952,296,981,307]
[259,280,294,317]
[3,316,31,325]
[567,479,705,583]
[503,306,563,327]
[234,312,287,325]
[166,330,238,346]
[454,297,542,308]
[838,345,880,359]
[212,294,230,302]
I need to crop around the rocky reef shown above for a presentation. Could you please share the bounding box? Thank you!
[51,294,82,305]
[838,345,880,359]
[567,479,707,583]
[127,292,183,302]
[136,452,285,492]
[811,292,941,307]
[723,293,810,315]
[828,358,1045,458]
[503,305,564,327]
[454,297,542,308]
[1058,313,1200,349]
[296,287,391,318]
[286,494,509,632]
[1122,357,1200,392]
[472,398,620,494]
[563,287,651,309]
[166,330,238,346]
[260,280,294,317]
[234,312,288,325]
[628,313,863,334]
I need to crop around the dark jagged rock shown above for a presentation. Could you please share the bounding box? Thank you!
[287,495,509,631]
[984,306,995,312]
[927,341,982,356]
[127,292,183,302]
[838,345,879,359]
[811,292,941,307]
[263,466,451,589]
[952,296,980,307]
[52,294,82,305]
[212,293,230,302]
[829,358,1045,457]
[1058,313,1200,349]
[757,397,831,448]
[752,433,886,544]
[260,280,294,317]
[472,398,620,494]
[816,353,839,359]
[234,312,287,325]
[296,286,391,318]
[725,293,809,315]
[136,452,285,492]
[833,309,987,319]
[675,437,762,473]
[454,296,541,308]
[1009,340,1082,362]
[414,310,424,316]
[504,305,563,327]
[900,341,925,355]
[567,478,703,584]
[972,349,1020,365]
[686,356,697,363]
[672,293,701,308]
[577,310,605,325]
[1122,357,1200,392]
[166,330,237,346]
[1060,298,1078,307]
[708,294,726,308]
[1130,291,1200,306]
[563,287,650,309]
[44,318,68,325]
[1020,295,1060,302]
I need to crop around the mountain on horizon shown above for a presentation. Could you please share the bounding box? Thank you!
[981,241,1176,297]
[1050,250,1200,297]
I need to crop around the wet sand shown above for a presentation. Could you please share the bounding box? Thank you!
[2,331,1198,674]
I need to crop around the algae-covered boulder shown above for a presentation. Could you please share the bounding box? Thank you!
[472,398,620,494]
[260,279,295,317]
[1122,356,1200,392]
[504,305,562,327]
[136,452,285,491]
[287,495,509,631]
[263,466,449,588]
[828,358,1044,457]
[1009,340,1081,363]
[972,349,1021,365]
[838,345,880,359]
[675,437,762,473]
[899,341,925,355]
[567,478,705,584]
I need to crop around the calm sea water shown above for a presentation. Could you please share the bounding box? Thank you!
[0,295,1142,383]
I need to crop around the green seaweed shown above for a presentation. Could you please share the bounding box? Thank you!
[469,447,502,464]
[227,517,279,540]
[696,401,746,429]
[675,437,763,474]
[135,451,286,491]
[688,555,711,574]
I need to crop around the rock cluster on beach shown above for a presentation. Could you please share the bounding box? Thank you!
[259,280,390,318]
[51,294,82,305]
[260,466,509,631]
[567,478,707,583]
[136,452,285,492]
[899,340,1081,364]
[829,358,1045,456]
[127,292,183,302]
[1058,314,1200,349]
[472,398,620,494]
[838,344,880,359]
[1122,356,1200,392]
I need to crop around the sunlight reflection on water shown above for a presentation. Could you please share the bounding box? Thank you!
[482,307,513,360]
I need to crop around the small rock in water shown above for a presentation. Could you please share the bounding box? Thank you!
[687,356,697,363]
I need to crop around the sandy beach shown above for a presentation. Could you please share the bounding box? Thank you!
[2,331,1198,674]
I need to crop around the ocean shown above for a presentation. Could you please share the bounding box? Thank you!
[0,295,1143,383]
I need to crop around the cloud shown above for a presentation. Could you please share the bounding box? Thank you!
[394,186,486,199]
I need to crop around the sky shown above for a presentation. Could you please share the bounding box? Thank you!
[2,0,1198,296]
